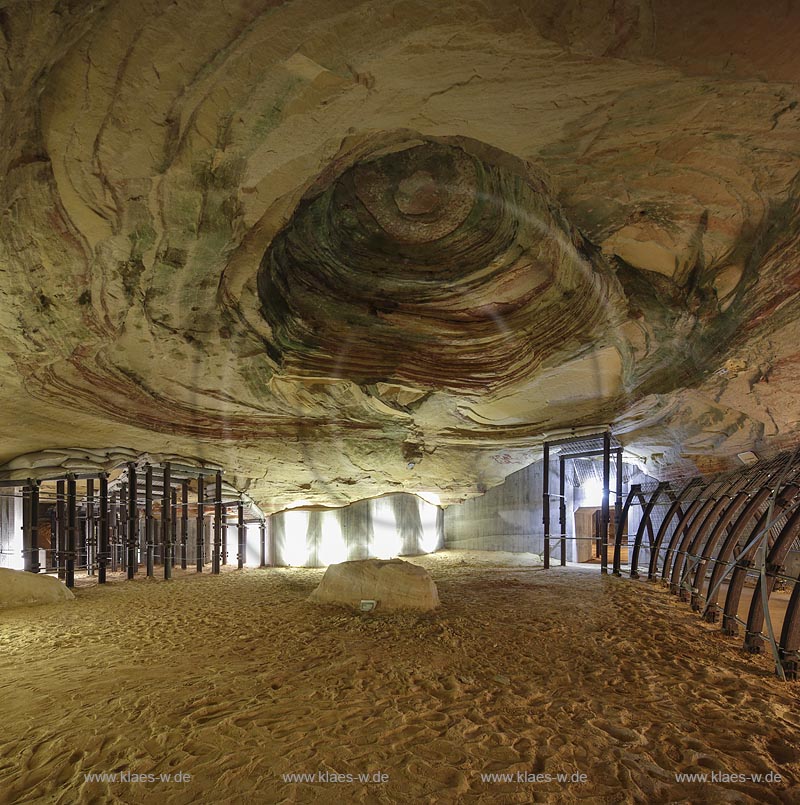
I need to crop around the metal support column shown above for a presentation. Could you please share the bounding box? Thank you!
[196,474,204,572]
[557,456,566,566]
[613,448,623,574]
[127,463,137,579]
[213,471,222,574]
[181,480,188,570]
[145,466,154,577]
[221,507,228,566]
[163,463,172,580]
[86,479,94,576]
[238,499,245,570]
[600,432,611,575]
[98,474,109,583]
[543,442,551,570]
[66,475,77,588]
[56,479,65,580]
[259,520,266,567]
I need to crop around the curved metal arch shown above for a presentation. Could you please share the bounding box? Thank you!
[647,479,701,581]
[629,481,668,579]
[612,484,639,576]
[689,463,780,613]
[722,483,800,635]
[669,474,745,598]
[701,486,774,623]
[744,505,800,653]
[779,579,800,680]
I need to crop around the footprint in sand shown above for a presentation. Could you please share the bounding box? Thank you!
[592,720,641,744]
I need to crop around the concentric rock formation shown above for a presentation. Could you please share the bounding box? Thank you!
[0,0,798,507]
[259,136,621,393]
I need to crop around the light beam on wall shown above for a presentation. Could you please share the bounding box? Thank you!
[582,478,604,507]
[283,510,309,566]
[370,497,401,559]
[319,511,348,566]
[419,498,440,553]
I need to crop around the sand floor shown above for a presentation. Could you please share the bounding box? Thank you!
[1,552,799,804]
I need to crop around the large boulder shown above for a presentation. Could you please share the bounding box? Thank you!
[0,569,75,610]
[308,558,440,611]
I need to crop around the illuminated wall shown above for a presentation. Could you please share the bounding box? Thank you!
[270,493,443,567]
[0,487,23,570]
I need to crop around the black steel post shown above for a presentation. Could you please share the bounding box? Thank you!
[127,463,137,579]
[543,442,550,570]
[213,471,222,574]
[120,483,128,574]
[171,487,178,572]
[181,480,188,570]
[163,463,172,580]
[238,499,245,570]
[613,448,624,575]
[56,479,66,580]
[559,456,566,566]
[86,479,94,576]
[22,483,31,572]
[221,507,228,566]
[98,474,109,583]
[196,474,204,572]
[145,465,154,577]
[600,432,611,574]
[259,520,266,568]
[66,474,77,588]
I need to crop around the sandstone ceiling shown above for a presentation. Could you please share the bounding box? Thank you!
[0,0,799,512]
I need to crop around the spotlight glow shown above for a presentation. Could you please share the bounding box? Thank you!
[416,491,441,507]
[419,498,440,553]
[582,478,605,507]
[370,497,401,559]
[319,511,348,566]
[283,510,309,566]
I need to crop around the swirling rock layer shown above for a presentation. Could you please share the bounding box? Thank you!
[0,0,799,507]
[259,137,619,392]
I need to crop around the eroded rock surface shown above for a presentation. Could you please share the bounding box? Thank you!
[308,558,440,611]
[0,0,799,507]
[0,568,75,610]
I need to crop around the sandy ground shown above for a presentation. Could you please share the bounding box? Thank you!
[1,552,799,804]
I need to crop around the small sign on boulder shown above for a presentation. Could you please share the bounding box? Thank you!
[308,558,440,611]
